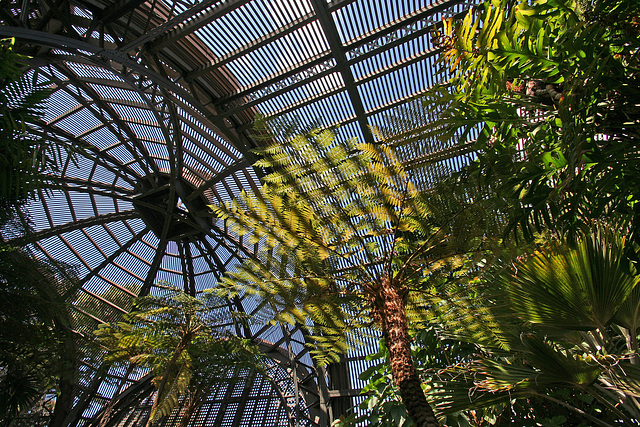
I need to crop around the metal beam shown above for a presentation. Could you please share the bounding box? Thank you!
[42,64,158,176]
[0,27,248,155]
[149,0,251,52]
[217,1,468,119]
[62,364,110,426]
[93,0,148,26]
[119,0,220,52]
[310,0,373,145]
[85,374,155,427]
[186,0,357,81]
[47,175,135,196]
[139,234,169,296]
[182,241,197,296]
[38,123,141,188]
[9,210,140,246]
[261,47,440,120]
[216,52,334,111]
[79,227,150,287]
[184,157,252,203]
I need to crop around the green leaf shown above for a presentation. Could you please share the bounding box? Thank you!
[521,334,601,387]
[613,284,640,333]
[504,226,639,330]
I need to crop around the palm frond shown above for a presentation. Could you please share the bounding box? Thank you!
[613,283,640,333]
[505,226,639,330]
[95,286,263,423]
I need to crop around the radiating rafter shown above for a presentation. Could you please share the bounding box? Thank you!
[118,0,221,51]
[217,0,472,121]
[140,236,169,296]
[184,157,253,203]
[79,227,151,287]
[0,26,250,154]
[10,210,140,246]
[47,176,135,196]
[308,0,372,144]
[148,0,251,52]
[43,66,158,176]
[185,0,355,81]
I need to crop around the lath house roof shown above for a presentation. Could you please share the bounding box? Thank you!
[0,0,479,425]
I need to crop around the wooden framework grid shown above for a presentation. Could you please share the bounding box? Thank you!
[0,0,479,425]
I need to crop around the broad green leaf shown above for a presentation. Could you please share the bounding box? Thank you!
[613,284,640,333]
[505,227,639,330]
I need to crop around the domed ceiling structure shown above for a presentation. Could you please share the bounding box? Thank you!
[0,0,479,425]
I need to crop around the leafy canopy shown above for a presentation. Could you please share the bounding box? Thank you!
[427,0,640,242]
[426,226,640,425]
[213,121,499,365]
[95,287,262,422]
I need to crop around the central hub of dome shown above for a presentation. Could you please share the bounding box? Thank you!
[132,172,214,241]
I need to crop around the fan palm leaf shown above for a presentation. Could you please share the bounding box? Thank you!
[613,284,640,334]
[427,225,640,423]
[214,115,506,426]
[504,227,639,330]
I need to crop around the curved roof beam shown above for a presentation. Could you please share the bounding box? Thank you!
[82,337,322,427]
[9,210,139,246]
[185,0,355,82]
[45,64,160,176]
[147,0,251,52]
[0,26,249,154]
[219,0,468,121]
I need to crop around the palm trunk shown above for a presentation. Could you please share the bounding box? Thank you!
[49,377,75,427]
[178,386,202,427]
[49,325,77,427]
[145,335,190,427]
[98,363,134,427]
[373,275,439,427]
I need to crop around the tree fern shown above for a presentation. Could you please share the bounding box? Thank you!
[213,116,504,425]
[95,286,262,426]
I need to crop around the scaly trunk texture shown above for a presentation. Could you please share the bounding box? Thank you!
[371,275,439,427]
[178,386,201,427]
[49,377,75,427]
[98,363,134,427]
[145,334,190,427]
[49,326,77,427]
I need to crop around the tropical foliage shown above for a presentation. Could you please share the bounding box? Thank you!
[94,287,263,427]
[0,39,52,218]
[425,226,640,425]
[4,0,640,425]
[427,0,640,243]
[0,38,95,427]
[340,225,640,425]
[343,0,640,423]
[334,327,478,426]
[0,248,81,427]
[213,119,502,426]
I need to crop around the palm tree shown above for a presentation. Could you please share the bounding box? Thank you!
[0,41,88,425]
[175,334,264,427]
[0,37,83,236]
[213,123,499,426]
[94,287,262,427]
[0,249,81,427]
[0,38,52,213]
[429,225,640,424]
[424,0,640,244]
